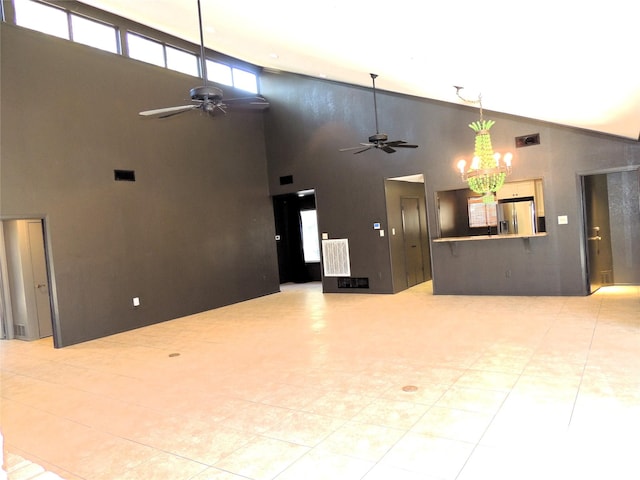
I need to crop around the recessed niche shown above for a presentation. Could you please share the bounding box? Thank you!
[114,170,135,181]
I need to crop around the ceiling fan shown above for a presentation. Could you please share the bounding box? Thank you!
[339,73,418,154]
[138,0,269,119]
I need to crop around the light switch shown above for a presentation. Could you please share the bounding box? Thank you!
[379,230,385,237]
[133,297,140,307]
[557,215,568,225]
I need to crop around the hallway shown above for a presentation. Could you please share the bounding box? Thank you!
[2,282,639,479]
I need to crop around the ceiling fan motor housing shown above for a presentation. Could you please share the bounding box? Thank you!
[369,133,388,143]
[190,85,223,101]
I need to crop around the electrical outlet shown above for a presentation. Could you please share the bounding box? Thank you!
[133,297,140,307]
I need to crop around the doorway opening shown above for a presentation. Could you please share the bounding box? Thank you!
[1,218,58,344]
[385,174,432,292]
[272,190,322,284]
[580,168,640,294]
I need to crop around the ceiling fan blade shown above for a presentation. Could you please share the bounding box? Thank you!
[385,140,419,149]
[139,104,199,117]
[381,145,397,154]
[353,146,373,154]
[339,143,372,152]
[223,96,270,109]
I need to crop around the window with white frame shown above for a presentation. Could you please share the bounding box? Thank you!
[11,0,260,93]
[14,0,69,39]
[14,0,119,54]
[232,67,258,94]
[126,32,165,67]
[70,14,119,54]
[165,45,199,77]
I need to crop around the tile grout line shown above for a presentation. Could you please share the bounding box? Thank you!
[567,295,602,428]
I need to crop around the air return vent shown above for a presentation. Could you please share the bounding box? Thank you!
[337,277,369,289]
[114,169,135,181]
[321,239,350,277]
[515,133,540,148]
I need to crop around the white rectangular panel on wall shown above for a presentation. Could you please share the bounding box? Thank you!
[321,239,351,277]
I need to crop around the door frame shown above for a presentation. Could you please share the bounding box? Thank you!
[0,215,61,347]
[577,165,639,294]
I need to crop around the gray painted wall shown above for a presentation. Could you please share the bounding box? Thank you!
[2,17,639,348]
[261,72,640,296]
[1,25,280,346]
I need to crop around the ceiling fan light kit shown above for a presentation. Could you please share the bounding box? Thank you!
[138,0,269,119]
[339,73,419,155]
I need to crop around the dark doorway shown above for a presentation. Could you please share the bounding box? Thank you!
[272,192,321,284]
[401,197,426,287]
[582,174,614,293]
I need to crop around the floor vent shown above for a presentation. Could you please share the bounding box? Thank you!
[337,277,369,289]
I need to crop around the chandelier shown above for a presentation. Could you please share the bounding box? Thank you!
[455,87,512,203]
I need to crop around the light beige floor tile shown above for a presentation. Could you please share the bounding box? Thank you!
[213,436,309,480]
[411,406,494,443]
[351,398,431,430]
[263,410,345,446]
[453,369,520,391]
[303,390,374,419]
[362,464,441,480]
[379,432,475,479]
[189,467,257,479]
[113,452,209,480]
[315,421,406,461]
[435,385,508,414]
[2,282,638,479]
[273,448,374,480]
[216,401,293,434]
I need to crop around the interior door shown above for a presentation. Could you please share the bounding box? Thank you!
[27,220,53,338]
[582,174,614,293]
[401,197,425,287]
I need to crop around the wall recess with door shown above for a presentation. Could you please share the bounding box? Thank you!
[1,219,55,341]
[272,191,321,284]
[385,176,431,292]
[581,169,640,292]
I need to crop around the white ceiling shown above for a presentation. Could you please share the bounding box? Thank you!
[82,0,640,140]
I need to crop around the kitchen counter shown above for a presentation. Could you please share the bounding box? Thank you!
[433,233,547,243]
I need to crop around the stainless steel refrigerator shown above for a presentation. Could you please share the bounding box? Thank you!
[497,198,536,235]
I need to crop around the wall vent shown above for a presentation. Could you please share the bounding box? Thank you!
[337,277,369,289]
[14,324,26,337]
[321,239,351,277]
[515,133,540,148]
[280,175,293,185]
[114,169,136,181]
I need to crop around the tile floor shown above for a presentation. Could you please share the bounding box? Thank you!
[1,281,639,480]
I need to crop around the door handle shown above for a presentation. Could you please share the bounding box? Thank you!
[36,283,47,289]
[588,236,602,241]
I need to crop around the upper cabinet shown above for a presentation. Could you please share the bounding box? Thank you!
[495,180,536,200]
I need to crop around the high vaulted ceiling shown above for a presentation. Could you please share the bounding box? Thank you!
[82,0,640,140]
